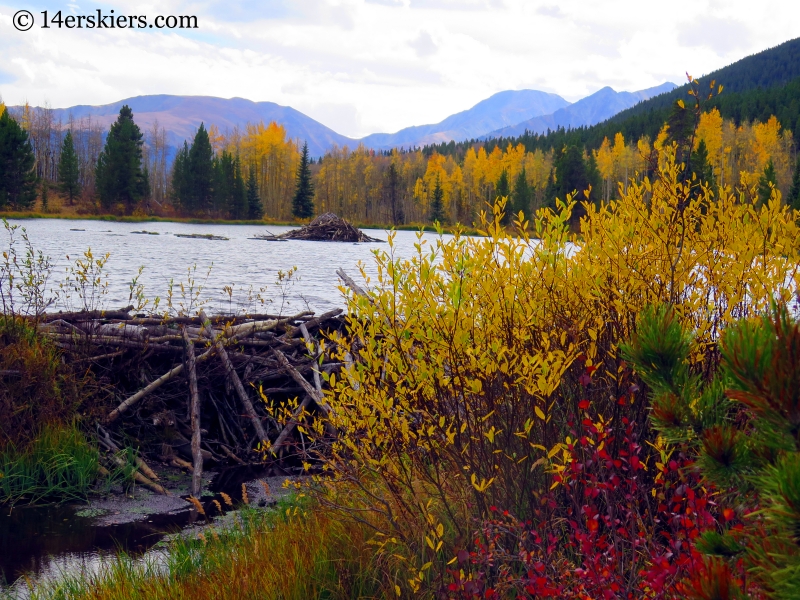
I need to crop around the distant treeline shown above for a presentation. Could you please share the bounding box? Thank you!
[2,71,800,223]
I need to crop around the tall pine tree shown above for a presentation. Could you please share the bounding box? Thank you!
[212,151,247,218]
[544,145,600,227]
[189,123,214,214]
[246,166,263,220]
[511,167,531,220]
[170,142,191,212]
[429,176,445,224]
[495,168,511,224]
[58,130,81,205]
[384,162,403,225]
[757,159,777,205]
[95,105,144,214]
[292,142,315,219]
[0,109,37,210]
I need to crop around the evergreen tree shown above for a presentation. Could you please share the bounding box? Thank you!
[689,139,716,198]
[95,105,144,214]
[429,176,445,224]
[384,162,403,225]
[170,142,191,211]
[246,166,263,220]
[232,156,247,219]
[511,168,531,220]
[667,99,695,167]
[547,145,600,226]
[213,152,247,219]
[788,154,800,211]
[189,123,214,213]
[623,304,800,597]
[0,109,37,210]
[495,168,511,224]
[57,130,81,205]
[292,142,315,219]
[757,159,777,205]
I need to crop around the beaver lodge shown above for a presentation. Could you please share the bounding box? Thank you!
[255,213,383,243]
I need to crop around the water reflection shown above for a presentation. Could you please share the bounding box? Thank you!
[0,503,192,593]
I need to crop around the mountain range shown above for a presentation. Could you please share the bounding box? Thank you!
[14,82,677,157]
[41,96,357,159]
[483,83,677,139]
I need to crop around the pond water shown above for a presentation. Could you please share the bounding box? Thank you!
[0,465,280,597]
[1,219,449,315]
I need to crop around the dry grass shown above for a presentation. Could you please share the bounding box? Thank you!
[26,500,394,600]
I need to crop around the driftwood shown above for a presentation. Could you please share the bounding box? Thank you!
[265,213,383,243]
[38,302,348,472]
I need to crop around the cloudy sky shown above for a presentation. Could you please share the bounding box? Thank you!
[0,0,797,138]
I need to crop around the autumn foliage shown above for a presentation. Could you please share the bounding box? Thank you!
[305,131,800,597]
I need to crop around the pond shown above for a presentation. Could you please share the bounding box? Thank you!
[1,219,450,315]
[0,466,290,597]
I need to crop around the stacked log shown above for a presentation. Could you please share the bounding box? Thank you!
[37,305,348,495]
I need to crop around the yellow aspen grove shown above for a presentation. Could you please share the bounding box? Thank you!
[595,137,615,201]
[207,124,225,155]
[196,111,796,224]
[238,121,299,220]
[695,108,724,182]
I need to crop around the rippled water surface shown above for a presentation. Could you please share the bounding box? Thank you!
[2,219,448,314]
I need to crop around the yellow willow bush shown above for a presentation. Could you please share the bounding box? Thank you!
[315,143,800,576]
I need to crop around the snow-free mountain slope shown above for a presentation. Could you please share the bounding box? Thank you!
[359,89,570,150]
[43,95,357,158]
[485,82,677,139]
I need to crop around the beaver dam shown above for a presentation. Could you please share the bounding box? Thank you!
[36,296,357,499]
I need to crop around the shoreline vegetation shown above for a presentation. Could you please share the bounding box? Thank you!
[0,209,483,236]
[2,80,800,598]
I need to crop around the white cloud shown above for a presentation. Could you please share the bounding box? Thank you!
[409,30,437,57]
[0,0,798,137]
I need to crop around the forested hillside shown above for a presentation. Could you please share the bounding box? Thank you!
[470,36,800,158]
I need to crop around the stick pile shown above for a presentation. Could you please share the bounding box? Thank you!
[272,213,383,243]
[37,305,347,496]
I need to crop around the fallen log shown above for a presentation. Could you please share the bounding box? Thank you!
[200,310,269,445]
[183,329,204,497]
[42,305,135,322]
[105,346,215,423]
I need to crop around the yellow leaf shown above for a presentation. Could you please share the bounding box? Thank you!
[677,99,685,109]
[535,406,545,420]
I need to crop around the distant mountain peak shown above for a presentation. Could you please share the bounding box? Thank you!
[482,82,677,140]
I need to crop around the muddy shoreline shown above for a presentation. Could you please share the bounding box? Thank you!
[1,463,302,591]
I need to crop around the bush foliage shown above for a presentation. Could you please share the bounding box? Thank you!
[312,140,799,596]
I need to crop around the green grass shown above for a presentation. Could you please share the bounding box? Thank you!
[0,424,100,505]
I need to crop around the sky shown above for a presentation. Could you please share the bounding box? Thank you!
[0,0,798,138]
